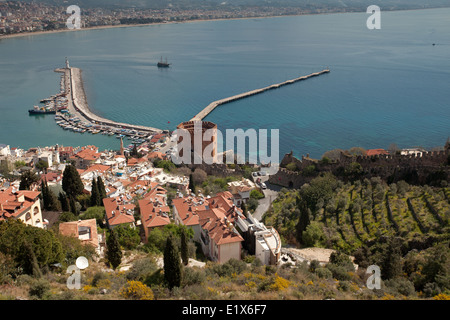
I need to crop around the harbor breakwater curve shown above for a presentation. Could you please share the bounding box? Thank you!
[60,67,163,134]
[190,69,330,121]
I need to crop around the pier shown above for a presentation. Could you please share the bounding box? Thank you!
[56,66,163,136]
[190,69,330,121]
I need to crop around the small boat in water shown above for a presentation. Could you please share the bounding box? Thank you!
[157,56,171,68]
[28,105,56,115]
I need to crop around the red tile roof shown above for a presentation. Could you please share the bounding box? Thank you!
[103,197,135,227]
[366,149,389,156]
[59,218,99,249]
[172,191,244,245]
[0,187,41,220]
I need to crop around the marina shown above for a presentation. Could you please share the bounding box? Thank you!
[37,60,165,146]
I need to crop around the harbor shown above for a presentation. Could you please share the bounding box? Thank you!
[190,69,330,121]
[35,60,165,146]
[36,61,329,146]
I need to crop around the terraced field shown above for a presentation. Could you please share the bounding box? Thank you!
[263,178,450,254]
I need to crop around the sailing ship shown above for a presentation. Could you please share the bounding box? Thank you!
[157,56,170,68]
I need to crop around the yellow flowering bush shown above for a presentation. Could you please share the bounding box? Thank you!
[120,280,154,300]
[268,274,292,291]
[433,293,450,300]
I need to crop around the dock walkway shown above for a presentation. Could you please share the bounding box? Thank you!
[190,69,330,121]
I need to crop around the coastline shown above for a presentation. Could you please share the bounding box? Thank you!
[2,7,448,41]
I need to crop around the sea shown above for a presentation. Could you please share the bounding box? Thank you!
[0,8,449,159]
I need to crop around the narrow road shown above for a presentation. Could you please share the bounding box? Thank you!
[252,181,281,221]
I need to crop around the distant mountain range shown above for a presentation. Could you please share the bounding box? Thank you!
[10,0,450,10]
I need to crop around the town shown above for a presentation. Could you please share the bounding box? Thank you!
[0,1,337,36]
[1,134,449,300]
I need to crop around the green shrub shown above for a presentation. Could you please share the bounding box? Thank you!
[315,267,333,279]
[326,264,351,281]
[208,259,248,277]
[29,278,51,300]
[338,280,351,292]
[385,278,416,297]
[126,257,159,282]
[250,189,264,200]
[182,267,206,287]
[309,260,321,273]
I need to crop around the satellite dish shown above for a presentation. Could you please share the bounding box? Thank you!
[76,256,89,270]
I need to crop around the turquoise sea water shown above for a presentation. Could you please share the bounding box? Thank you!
[0,9,449,158]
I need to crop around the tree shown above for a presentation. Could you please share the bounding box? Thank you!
[296,198,310,245]
[19,170,39,190]
[192,168,207,185]
[97,177,107,203]
[388,143,400,155]
[59,211,77,222]
[380,237,403,280]
[35,159,49,172]
[188,173,195,193]
[58,192,70,212]
[114,225,141,250]
[180,228,189,266]
[21,241,42,278]
[163,235,182,289]
[298,173,337,213]
[302,221,326,247]
[240,201,248,217]
[69,196,78,215]
[62,164,84,198]
[106,229,122,270]
[40,179,59,211]
[80,206,105,228]
[329,251,355,272]
[0,219,64,274]
[90,178,100,207]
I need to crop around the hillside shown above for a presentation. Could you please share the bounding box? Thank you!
[263,176,449,253]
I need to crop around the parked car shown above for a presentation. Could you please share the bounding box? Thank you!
[260,182,267,189]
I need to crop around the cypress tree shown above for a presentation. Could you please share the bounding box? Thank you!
[59,192,69,212]
[21,241,42,278]
[69,196,77,215]
[106,229,122,270]
[296,198,311,244]
[241,201,248,218]
[90,178,100,207]
[62,164,84,198]
[180,228,189,266]
[188,174,195,193]
[164,235,182,289]
[40,179,49,210]
[97,176,107,204]
[41,179,59,211]
[381,237,403,280]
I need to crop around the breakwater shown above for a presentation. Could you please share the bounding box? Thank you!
[190,69,330,121]
[60,66,163,135]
